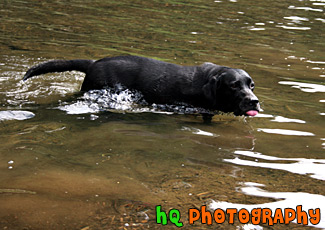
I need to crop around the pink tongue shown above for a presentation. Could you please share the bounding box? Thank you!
[246,110,258,116]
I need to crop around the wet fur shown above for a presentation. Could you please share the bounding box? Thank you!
[23,55,260,116]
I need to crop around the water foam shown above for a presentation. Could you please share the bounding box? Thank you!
[58,85,215,115]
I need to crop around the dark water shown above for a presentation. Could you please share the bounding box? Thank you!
[0,0,324,229]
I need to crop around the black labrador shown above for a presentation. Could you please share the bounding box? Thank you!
[23,55,260,118]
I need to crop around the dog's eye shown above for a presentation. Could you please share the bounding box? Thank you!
[250,83,255,89]
[230,81,240,89]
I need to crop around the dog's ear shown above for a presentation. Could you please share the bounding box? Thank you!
[203,75,220,105]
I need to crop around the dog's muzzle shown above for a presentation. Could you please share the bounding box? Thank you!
[240,91,260,116]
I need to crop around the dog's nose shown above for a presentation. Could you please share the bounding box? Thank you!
[249,99,259,106]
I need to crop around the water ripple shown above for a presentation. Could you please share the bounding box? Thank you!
[181,126,219,137]
[209,182,325,228]
[257,128,315,136]
[0,110,35,121]
[284,16,309,23]
[270,116,306,124]
[225,150,325,180]
[276,25,311,30]
[279,81,325,93]
[288,5,323,12]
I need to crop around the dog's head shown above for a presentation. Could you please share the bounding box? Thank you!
[203,67,260,116]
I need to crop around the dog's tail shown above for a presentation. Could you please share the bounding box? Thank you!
[23,59,94,81]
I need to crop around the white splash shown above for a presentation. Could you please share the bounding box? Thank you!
[58,86,215,116]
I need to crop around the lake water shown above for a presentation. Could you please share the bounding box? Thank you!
[0,0,324,229]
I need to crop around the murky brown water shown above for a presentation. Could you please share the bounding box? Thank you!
[0,0,324,229]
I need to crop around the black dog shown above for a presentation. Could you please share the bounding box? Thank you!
[23,55,260,117]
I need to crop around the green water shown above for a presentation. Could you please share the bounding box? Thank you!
[0,0,324,229]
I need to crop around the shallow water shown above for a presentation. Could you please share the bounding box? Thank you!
[0,0,324,229]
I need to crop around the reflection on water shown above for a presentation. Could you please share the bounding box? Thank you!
[279,81,325,93]
[181,126,219,137]
[288,5,323,12]
[256,114,307,123]
[225,150,325,180]
[210,182,325,228]
[277,25,311,31]
[270,116,306,124]
[0,110,35,121]
[257,128,315,136]
[0,0,325,229]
